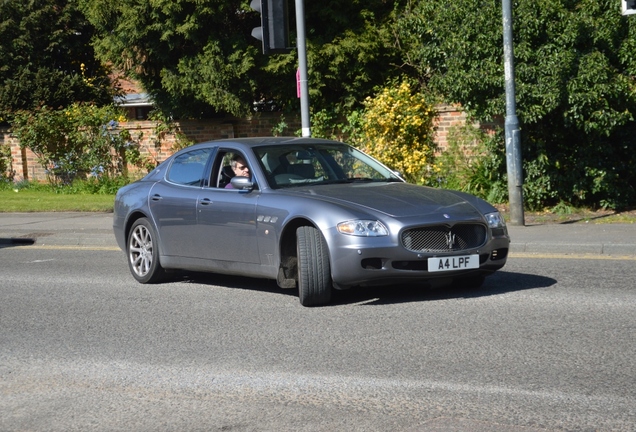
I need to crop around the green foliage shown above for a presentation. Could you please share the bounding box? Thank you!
[300,1,405,114]
[11,104,144,185]
[522,153,558,211]
[6,0,633,210]
[357,80,437,184]
[80,0,404,118]
[271,115,288,137]
[310,81,438,185]
[310,108,364,143]
[0,179,39,192]
[80,0,261,118]
[147,110,194,154]
[437,125,508,204]
[57,176,130,195]
[0,0,116,121]
[551,201,575,216]
[0,176,129,195]
[0,144,13,181]
[396,0,636,209]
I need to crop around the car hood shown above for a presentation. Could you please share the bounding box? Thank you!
[286,182,485,219]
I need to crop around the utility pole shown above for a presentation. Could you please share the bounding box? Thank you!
[502,0,524,226]
[295,0,311,137]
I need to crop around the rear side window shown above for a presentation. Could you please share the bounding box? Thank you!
[167,148,213,186]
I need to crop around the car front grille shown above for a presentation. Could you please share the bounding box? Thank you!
[401,224,487,253]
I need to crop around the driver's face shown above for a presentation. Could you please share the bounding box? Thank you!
[233,159,250,176]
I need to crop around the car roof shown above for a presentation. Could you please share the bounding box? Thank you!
[181,137,346,152]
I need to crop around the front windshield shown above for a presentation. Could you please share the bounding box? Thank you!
[253,143,403,189]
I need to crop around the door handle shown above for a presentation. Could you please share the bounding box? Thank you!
[199,198,212,205]
[151,194,163,201]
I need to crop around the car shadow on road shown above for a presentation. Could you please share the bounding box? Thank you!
[333,270,557,306]
[174,270,556,307]
[174,271,297,297]
[0,237,36,248]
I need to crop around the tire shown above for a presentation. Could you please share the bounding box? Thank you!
[296,226,332,306]
[127,218,166,284]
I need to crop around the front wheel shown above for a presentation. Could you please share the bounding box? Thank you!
[127,218,166,284]
[296,226,332,306]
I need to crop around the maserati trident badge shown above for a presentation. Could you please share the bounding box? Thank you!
[445,231,456,249]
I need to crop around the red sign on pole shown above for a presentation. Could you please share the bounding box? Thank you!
[296,68,301,98]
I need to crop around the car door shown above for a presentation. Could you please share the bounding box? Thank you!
[149,147,214,258]
[195,149,260,264]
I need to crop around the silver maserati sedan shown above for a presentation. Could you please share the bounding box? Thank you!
[113,137,510,306]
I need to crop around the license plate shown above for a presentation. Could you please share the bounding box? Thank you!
[428,255,479,272]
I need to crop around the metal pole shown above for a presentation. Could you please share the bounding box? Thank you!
[295,0,311,137]
[502,0,524,225]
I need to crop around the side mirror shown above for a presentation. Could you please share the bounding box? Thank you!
[392,171,405,181]
[230,176,254,191]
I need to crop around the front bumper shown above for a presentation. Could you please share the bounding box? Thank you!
[326,228,510,288]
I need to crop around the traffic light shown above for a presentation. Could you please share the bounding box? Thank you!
[250,0,291,54]
[622,0,636,15]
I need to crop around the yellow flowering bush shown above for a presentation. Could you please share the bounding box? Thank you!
[359,81,437,184]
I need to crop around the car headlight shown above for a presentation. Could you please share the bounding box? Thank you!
[337,220,388,237]
[485,211,506,229]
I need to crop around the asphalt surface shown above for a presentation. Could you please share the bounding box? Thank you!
[2,214,635,431]
[0,212,635,256]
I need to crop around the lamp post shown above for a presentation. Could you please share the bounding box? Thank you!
[502,0,524,225]
[295,0,311,137]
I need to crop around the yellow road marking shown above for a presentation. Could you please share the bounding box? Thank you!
[18,245,120,251]
[510,252,636,261]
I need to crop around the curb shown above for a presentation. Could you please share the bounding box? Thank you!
[509,242,636,256]
[3,233,636,257]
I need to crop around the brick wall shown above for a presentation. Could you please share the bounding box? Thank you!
[120,114,303,173]
[0,112,301,181]
[0,132,38,181]
[2,106,471,182]
[433,104,469,154]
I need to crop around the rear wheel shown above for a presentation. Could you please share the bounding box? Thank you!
[296,226,332,306]
[127,218,166,283]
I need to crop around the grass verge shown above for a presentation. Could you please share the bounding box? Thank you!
[0,190,114,212]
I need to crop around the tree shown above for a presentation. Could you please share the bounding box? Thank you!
[0,0,115,122]
[80,0,258,118]
[79,0,404,118]
[397,0,636,209]
[299,1,404,113]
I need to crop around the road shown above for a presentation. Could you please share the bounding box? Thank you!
[1,244,635,431]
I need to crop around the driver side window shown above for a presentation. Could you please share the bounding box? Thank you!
[211,150,251,189]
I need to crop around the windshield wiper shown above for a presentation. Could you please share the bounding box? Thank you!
[303,177,401,186]
[346,177,402,183]
[310,179,351,185]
